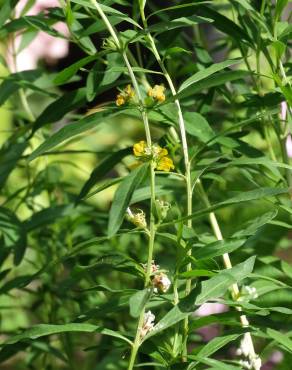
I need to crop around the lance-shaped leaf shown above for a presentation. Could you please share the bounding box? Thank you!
[179,59,241,92]
[129,288,152,318]
[0,141,27,188]
[28,109,118,161]
[108,163,148,237]
[267,328,292,353]
[77,147,132,202]
[195,256,256,305]
[193,239,246,260]
[2,323,132,346]
[32,88,87,132]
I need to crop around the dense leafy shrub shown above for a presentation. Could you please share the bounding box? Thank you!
[0,0,291,369]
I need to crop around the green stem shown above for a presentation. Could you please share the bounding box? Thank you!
[128,310,145,370]
[139,10,193,357]
[127,163,156,370]
[145,162,156,286]
[90,2,157,368]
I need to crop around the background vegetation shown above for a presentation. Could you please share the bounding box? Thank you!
[0,0,291,369]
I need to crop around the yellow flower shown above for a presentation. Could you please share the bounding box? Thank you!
[115,84,135,106]
[148,85,166,103]
[152,145,168,159]
[133,140,147,157]
[156,156,174,172]
[133,141,174,172]
[116,94,126,106]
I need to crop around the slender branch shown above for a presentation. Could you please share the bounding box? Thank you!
[196,179,258,361]
[89,2,156,368]
[138,7,193,358]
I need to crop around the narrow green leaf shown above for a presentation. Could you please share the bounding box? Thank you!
[32,88,87,132]
[143,305,188,342]
[129,289,152,318]
[0,274,38,295]
[29,110,117,161]
[0,141,27,187]
[275,0,289,20]
[143,286,202,341]
[162,188,288,227]
[232,210,278,237]
[180,269,215,278]
[0,69,42,106]
[196,333,241,359]
[195,256,256,305]
[193,239,246,260]
[190,357,242,370]
[130,185,171,204]
[179,59,241,92]
[108,163,149,236]
[198,5,251,44]
[2,323,132,346]
[148,15,212,34]
[147,2,212,20]
[77,147,132,202]
[281,260,292,279]
[0,0,18,27]
[23,205,74,232]
[267,328,292,353]
[53,55,97,85]
[184,112,214,142]
[0,207,27,266]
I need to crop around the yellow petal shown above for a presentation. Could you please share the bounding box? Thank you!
[116,95,125,106]
[156,156,174,172]
[133,140,147,157]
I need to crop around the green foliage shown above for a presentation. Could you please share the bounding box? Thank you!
[0,0,291,369]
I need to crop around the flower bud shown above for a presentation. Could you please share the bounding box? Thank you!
[155,199,171,220]
[152,273,171,293]
[102,36,118,51]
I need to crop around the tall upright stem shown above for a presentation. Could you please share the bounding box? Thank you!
[139,10,193,356]
[89,2,156,368]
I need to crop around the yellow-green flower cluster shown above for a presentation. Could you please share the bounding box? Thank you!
[148,85,165,103]
[133,140,174,172]
[115,84,135,106]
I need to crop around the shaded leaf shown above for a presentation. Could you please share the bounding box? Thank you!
[29,110,118,161]
[2,323,132,346]
[179,59,241,92]
[53,55,97,85]
[184,112,214,142]
[195,256,256,305]
[267,328,292,353]
[193,239,246,260]
[33,88,87,132]
[129,289,152,318]
[77,147,132,202]
[108,163,149,236]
